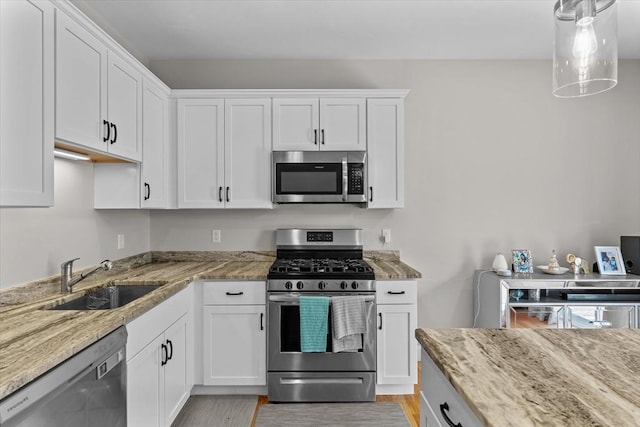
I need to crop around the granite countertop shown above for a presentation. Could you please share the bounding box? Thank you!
[0,250,420,400]
[415,328,640,427]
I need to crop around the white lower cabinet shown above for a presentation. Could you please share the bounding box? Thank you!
[376,280,417,393]
[201,281,266,386]
[421,349,482,427]
[126,286,193,427]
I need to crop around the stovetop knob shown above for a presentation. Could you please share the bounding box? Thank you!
[340,281,348,290]
[296,281,304,290]
[318,281,326,290]
[284,281,293,290]
[351,281,359,290]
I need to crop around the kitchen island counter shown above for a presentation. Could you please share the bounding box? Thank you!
[415,328,640,427]
[0,250,420,400]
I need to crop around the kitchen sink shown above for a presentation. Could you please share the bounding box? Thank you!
[48,283,164,310]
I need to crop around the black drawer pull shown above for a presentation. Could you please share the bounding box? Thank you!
[314,129,318,145]
[387,291,406,295]
[440,402,463,427]
[160,343,168,366]
[144,183,150,200]
[321,129,325,144]
[378,312,383,330]
[166,339,173,361]
[103,120,110,142]
[260,313,264,331]
[225,291,244,296]
[369,186,373,202]
[226,186,230,202]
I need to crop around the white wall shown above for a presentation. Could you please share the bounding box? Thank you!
[149,59,640,327]
[0,158,150,289]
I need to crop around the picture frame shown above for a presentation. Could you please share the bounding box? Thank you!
[594,246,626,275]
[512,249,534,273]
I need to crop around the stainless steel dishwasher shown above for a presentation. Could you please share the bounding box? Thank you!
[0,326,127,427]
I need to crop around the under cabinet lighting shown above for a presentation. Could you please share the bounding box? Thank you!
[54,148,91,161]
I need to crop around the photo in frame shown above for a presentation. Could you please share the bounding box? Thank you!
[594,246,626,275]
[512,249,534,273]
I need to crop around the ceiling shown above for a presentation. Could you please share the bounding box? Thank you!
[70,0,640,63]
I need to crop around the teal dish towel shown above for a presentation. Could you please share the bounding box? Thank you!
[299,295,330,352]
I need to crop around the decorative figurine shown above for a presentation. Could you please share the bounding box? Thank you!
[548,250,560,272]
[566,253,590,274]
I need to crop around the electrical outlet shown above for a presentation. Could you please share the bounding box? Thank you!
[212,229,221,243]
[117,234,125,249]
[382,229,391,244]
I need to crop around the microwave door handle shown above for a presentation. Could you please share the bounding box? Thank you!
[342,157,348,201]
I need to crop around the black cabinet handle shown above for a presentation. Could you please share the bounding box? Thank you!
[160,343,168,366]
[144,183,150,200]
[314,129,318,145]
[110,123,117,144]
[218,186,223,202]
[378,312,383,330]
[103,120,110,142]
[440,402,463,427]
[226,186,230,202]
[166,339,173,361]
[260,313,264,331]
[225,291,244,296]
[369,186,373,202]
[387,291,406,295]
[321,129,325,145]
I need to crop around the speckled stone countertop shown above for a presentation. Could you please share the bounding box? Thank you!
[0,250,420,400]
[415,328,640,427]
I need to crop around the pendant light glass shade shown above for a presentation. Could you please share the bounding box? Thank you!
[553,0,618,98]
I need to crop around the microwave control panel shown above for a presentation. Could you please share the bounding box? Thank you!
[348,164,364,194]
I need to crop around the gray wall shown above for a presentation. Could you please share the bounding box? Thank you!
[0,159,150,288]
[2,60,638,328]
[148,59,640,327]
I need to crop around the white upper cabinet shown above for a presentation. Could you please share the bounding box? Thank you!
[273,98,366,151]
[177,97,272,209]
[366,98,405,209]
[224,98,272,209]
[1,0,54,207]
[141,79,170,208]
[106,53,142,160]
[55,11,141,161]
[177,98,225,208]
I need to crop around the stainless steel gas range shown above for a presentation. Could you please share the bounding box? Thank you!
[267,228,376,402]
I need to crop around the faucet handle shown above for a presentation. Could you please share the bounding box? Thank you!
[61,257,80,270]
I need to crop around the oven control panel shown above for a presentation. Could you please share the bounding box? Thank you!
[306,231,333,242]
[268,279,375,292]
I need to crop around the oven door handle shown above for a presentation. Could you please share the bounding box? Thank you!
[268,295,375,303]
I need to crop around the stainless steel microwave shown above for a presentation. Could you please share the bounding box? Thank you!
[272,151,367,203]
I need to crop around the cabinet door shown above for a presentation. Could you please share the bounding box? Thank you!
[177,99,224,208]
[0,0,54,207]
[272,98,319,151]
[163,314,190,427]
[319,98,366,151]
[141,80,169,208]
[565,305,636,329]
[225,98,273,208]
[127,334,164,427]
[202,305,266,386]
[55,11,108,152]
[106,53,142,161]
[377,303,417,385]
[366,98,405,208]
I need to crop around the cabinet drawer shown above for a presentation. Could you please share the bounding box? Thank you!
[420,391,442,427]
[422,350,482,427]
[203,281,265,305]
[376,281,416,304]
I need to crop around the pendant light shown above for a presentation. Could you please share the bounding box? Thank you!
[553,0,618,98]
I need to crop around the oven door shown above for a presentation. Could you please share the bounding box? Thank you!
[267,293,376,372]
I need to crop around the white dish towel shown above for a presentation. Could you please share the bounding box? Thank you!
[331,296,366,353]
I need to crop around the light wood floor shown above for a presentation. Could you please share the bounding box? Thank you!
[250,363,421,427]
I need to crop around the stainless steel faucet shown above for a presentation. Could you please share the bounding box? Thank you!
[61,258,113,293]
